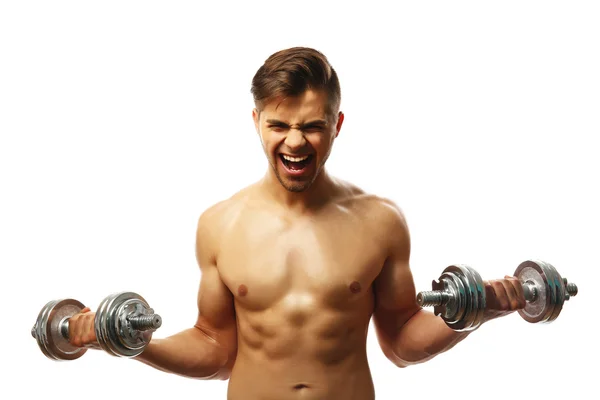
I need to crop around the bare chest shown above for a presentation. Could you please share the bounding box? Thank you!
[216,210,386,311]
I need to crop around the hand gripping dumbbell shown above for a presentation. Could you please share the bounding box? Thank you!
[31,292,162,360]
[416,259,578,332]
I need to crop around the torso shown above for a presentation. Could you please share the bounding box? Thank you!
[214,183,394,400]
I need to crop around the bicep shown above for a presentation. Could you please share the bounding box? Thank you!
[194,212,237,346]
[196,262,236,331]
[373,258,420,339]
[372,204,421,346]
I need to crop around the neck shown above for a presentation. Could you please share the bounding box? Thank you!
[260,167,336,213]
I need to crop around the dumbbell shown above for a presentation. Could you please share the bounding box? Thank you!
[31,291,162,361]
[416,259,578,332]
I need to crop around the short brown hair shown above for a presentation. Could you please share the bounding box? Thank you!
[251,47,341,115]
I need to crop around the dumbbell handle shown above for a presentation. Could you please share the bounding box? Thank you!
[31,312,162,340]
[417,277,579,307]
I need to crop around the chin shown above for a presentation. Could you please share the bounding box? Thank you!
[278,175,314,192]
[284,183,311,193]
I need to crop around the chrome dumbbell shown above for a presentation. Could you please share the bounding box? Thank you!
[32,291,162,360]
[416,259,578,331]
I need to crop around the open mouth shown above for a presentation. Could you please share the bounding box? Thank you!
[279,154,314,174]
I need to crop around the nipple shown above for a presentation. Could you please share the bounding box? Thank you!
[238,284,248,297]
[349,281,362,294]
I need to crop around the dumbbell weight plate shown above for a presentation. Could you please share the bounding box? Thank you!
[432,270,461,322]
[442,267,473,331]
[445,265,485,331]
[434,270,467,328]
[545,261,567,323]
[31,299,87,361]
[465,265,486,330]
[457,265,479,331]
[514,260,564,323]
[459,264,486,331]
[95,292,155,358]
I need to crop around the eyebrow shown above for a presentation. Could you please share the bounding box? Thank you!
[266,119,328,128]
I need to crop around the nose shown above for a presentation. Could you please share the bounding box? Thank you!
[284,127,306,150]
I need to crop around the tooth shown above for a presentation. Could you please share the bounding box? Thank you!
[283,155,309,162]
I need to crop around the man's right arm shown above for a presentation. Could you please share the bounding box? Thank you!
[134,204,237,380]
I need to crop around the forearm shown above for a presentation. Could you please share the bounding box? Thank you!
[388,309,472,367]
[135,327,234,380]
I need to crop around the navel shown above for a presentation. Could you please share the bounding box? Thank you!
[238,284,248,297]
[349,281,362,294]
[293,383,310,390]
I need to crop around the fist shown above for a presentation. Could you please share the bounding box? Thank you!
[483,276,527,322]
[68,307,98,348]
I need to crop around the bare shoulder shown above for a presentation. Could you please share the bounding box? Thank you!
[363,194,410,246]
[334,180,410,252]
[196,185,255,262]
[197,184,256,228]
[372,195,411,257]
[372,196,409,231]
[336,179,408,229]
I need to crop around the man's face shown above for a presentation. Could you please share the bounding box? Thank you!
[253,89,344,192]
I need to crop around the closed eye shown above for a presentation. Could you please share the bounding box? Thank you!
[267,124,326,132]
[265,119,327,133]
[268,124,288,132]
[302,124,326,133]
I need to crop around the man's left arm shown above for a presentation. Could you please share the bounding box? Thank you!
[371,201,526,368]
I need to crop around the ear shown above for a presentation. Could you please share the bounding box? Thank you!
[252,108,260,133]
[335,111,345,138]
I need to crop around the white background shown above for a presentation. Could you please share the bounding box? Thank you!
[1,1,598,399]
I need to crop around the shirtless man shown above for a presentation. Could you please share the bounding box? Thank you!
[68,47,526,399]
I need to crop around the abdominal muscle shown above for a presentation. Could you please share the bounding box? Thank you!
[226,304,376,400]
